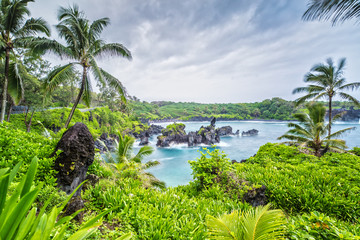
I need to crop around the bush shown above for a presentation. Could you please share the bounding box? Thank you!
[235,143,360,222]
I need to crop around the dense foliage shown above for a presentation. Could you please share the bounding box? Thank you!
[236,143,360,223]
[130,98,359,121]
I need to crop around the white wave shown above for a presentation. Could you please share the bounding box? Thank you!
[154,157,175,162]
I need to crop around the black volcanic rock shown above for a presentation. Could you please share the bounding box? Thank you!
[242,129,259,136]
[52,122,94,221]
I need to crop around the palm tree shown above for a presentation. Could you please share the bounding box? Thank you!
[293,58,360,136]
[104,134,166,189]
[303,0,360,25]
[278,103,354,157]
[31,5,131,128]
[206,204,285,240]
[0,0,50,123]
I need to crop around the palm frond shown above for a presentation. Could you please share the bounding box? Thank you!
[338,92,360,107]
[94,43,132,60]
[7,61,27,105]
[326,127,355,140]
[99,69,127,102]
[242,204,286,240]
[206,210,243,239]
[43,63,76,94]
[28,38,73,59]
[338,82,360,91]
[89,17,110,40]
[3,0,33,32]
[142,160,160,170]
[293,93,319,106]
[88,55,105,88]
[14,17,50,37]
[303,0,360,25]
[133,146,154,163]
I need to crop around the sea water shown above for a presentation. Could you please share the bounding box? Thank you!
[134,121,360,187]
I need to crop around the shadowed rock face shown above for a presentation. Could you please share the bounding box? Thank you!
[52,122,95,222]
[53,122,95,197]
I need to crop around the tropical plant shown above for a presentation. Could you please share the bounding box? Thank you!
[104,134,166,189]
[0,157,111,240]
[0,0,50,123]
[278,103,354,157]
[303,0,360,25]
[293,58,360,136]
[206,204,286,240]
[31,4,131,128]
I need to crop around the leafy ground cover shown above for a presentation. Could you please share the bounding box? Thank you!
[1,124,359,239]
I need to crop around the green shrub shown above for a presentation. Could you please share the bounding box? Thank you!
[236,143,360,222]
[83,178,249,239]
[0,123,56,183]
[287,211,359,239]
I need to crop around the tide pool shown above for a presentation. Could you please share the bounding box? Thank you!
[135,121,360,187]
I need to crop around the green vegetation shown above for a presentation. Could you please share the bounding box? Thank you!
[0,0,50,123]
[131,98,298,121]
[293,57,360,136]
[235,143,360,224]
[1,118,360,238]
[32,4,131,128]
[0,1,359,239]
[278,103,354,157]
[206,204,286,240]
[104,133,165,189]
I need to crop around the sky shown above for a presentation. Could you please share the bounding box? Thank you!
[29,0,360,103]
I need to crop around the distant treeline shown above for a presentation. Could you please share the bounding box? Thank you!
[129,97,359,121]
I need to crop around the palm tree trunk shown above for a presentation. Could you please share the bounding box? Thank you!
[6,97,13,122]
[0,48,10,123]
[64,67,87,128]
[328,97,332,137]
[26,109,35,132]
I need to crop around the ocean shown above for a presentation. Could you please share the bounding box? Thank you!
[134,120,360,187]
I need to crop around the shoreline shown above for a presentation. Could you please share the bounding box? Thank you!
[149,118,293,124]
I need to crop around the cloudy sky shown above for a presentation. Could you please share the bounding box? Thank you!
[29,0,360,103]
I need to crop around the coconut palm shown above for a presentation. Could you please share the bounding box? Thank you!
[278,103,354,157]
[104,134,166,189]
[303,0,360,25]
[31,5,131,128]
[206,204,285,240]
[0,0,50,123]
[293,58,360,136]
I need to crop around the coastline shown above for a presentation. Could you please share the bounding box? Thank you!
[149,118,293,124]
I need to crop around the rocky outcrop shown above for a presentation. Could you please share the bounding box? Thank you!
[156,123,188,147]
[217,126,239,136]
[156,119,239,147]
[243,185,267,207]
[329,108,360,121]
[242,129,259,136]
[52,122,95,221]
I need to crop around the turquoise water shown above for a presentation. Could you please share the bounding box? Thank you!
[135,121,360,187]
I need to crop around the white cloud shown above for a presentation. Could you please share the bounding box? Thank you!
[29,0,360,103]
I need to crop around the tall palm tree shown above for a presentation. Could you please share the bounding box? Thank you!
[104,134,166,189]
[293,58,360,136]
[206,204,285,240]
[0,0,50,123]
[303,0,360,25]
[31,5,132,128]
[278,103,354,157]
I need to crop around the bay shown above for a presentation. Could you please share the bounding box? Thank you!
[136,120,360,187]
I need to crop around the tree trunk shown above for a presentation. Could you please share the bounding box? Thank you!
[6,98,13,122]
[0,48,10,123]
[64,67,87,129]
[26,110,35,133]
[328,97,332,137]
